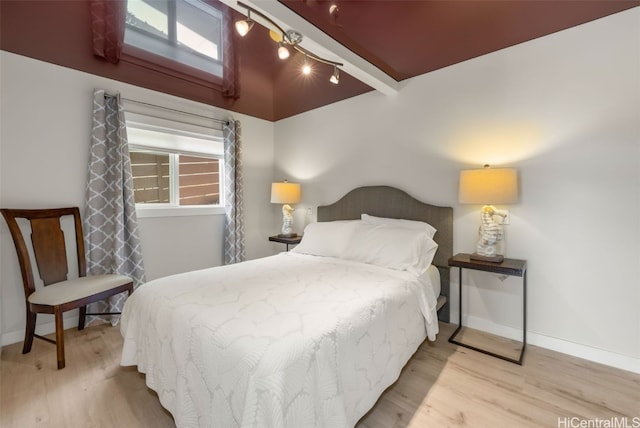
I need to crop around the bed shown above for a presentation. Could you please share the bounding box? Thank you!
[120,186,452,428]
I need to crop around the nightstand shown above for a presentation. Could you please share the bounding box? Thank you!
[448,253,527,365]
[268,235,302,251]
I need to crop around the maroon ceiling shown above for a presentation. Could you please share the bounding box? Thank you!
[280,0,640,81]
[1,1,638,121]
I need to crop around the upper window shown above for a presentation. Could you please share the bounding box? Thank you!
[125,0,223,77]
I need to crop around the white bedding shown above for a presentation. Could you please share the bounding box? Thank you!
[425,263,441,298]
[120,252,440,428]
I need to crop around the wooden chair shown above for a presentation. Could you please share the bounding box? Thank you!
[1,207,133,369]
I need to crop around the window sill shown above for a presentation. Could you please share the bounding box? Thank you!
[136,205,226,218]
[121,46,224,91]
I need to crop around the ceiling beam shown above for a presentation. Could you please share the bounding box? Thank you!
[221,0,400,96]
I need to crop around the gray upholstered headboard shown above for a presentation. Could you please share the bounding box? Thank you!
[317,185,452,320]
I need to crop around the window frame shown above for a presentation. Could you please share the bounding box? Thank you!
[126,111,226,218]
[123,0,225,85]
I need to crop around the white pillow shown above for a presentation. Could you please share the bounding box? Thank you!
[361,214,437,238]
[291,221,360,257]
[343,223,438,276]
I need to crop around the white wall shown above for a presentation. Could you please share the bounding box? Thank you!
[274,9,640,373]
[0,51,275,344]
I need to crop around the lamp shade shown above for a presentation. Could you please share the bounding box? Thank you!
[459,167,518,205]
[271,182,301,204]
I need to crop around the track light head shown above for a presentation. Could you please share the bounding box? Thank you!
[235,19,254,36]
[302,56,311,75]
[329,66,340,84]
[235,11,254,37]
[278,42,290,60]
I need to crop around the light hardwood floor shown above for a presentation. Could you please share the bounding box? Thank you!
[1,322,638,428]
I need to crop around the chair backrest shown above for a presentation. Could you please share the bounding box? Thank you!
[1,207,86,297]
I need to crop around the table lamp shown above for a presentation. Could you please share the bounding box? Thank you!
[271,180,301,237]
[459,165,518,262]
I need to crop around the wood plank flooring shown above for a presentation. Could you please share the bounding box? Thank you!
[1,322,638,428]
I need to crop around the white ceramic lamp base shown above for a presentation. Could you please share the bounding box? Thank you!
[278,204,297,238]
[472,205,506,263]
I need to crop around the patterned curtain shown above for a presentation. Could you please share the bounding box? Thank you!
[90,0,126,64]
[223,120,245,264]
[85,89,145,325]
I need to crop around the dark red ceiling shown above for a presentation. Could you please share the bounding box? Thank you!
[280,0,640,82]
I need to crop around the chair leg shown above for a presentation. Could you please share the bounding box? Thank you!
[78,305,86,331]
[54,306,65,369]
[23,308,37,354]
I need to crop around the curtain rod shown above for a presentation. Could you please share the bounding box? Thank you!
[122,98,229,125]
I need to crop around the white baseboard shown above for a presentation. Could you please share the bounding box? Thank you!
[450,311,640,374]
[1,315,79,347]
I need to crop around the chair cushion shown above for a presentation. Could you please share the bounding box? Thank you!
[28,274,132,306]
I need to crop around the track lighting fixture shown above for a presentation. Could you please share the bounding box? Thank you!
[235,10,254,37]
[285,30,303,45]
[236,2,343,84]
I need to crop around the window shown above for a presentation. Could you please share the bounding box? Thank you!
[130,151,220,205]
[126,112,224,217]
[125,0,223,77]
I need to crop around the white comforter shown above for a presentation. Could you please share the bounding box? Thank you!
[121,252,439,428]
